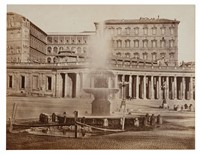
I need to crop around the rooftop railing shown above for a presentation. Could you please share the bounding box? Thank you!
[7,61,195,73]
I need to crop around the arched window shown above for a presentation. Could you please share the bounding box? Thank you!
[53,47,58,53]
[134,53,139,59]
[125,27,130,35]
[117,40,122,48]
[134,27,139,35]
[53,57,57,63]
[152,40,157,48]
[78,39,81,44]
[152,26,157,35]
[143,40,148,48]
[77,47,81,53]
[66,39,69,44]
[152,53,157,61]
[59,47,64,51]
[116,52,121,57]
[161,26,166,35]
[143,53,148,60]
[143,27,148,35]
[170,26,175,35]
[109,27,115,35]
[169,39,175,48]
[169,52,175,60]
[66,47,70,51]
[134,40,139,48]
[125,52,130,57]
[160,52,166,58]
[83,47,87,53]
[125,39,130,48]
[160,38,166,48]
[47,57,51,63]
[71,47,76,53]
[117,27,122,35]
[54,37,58,43]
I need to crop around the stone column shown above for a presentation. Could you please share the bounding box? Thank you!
[52,73,56,97]
[129,75,132,98]
[151,76,154,99]
[158,76,162,99]
[114,74,120,98]
[171,77,174,99]
[121,75,125,98]
[76,73,80,98]
[136,75,139,99]
[190,77,193,100]
[108,76,113,98]
[174,76,177,100]
[28,72,32,94]
[64,73,68,97]
[108,77,112,88]
[82,72,87,88]
[156,77,159,99]
[182,77,185,100]
[115,74,118,88]
[91,76,94,88]
[166,76,169,99]
[179,77,183,99]
[55,73,60,98]
[143,75,146,99]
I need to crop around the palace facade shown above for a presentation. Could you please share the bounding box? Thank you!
[7,12,195,103]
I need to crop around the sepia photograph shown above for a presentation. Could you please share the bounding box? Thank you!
[5,4,196,150]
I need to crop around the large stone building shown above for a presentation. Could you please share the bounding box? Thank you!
[7,12,195,104]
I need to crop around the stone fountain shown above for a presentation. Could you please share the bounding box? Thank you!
[84,69,119,116]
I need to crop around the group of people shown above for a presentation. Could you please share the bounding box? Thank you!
[160,99,194,112]
[132,113,163,128]
[173,104,194,112]
[142,113,163,127]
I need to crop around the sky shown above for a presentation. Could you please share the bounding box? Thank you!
[7,5,195,62]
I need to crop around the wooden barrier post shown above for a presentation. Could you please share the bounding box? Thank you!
[74,111,78,138]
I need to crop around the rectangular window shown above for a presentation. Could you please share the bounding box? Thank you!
[152,28,157,35]
[170,53,175,60]
[134,28,139,35]
[170,40,174,48]
[21,75,25,89]
[161,28,166,35]
[170,28,174,35]
[47,76,52,90]
[160,40,166,48]
[117,28,122,35]
[109,28,115,35]
[126,28,130,35]
[134,53,139,59]
[152,40,157,48]
[8,75,13,88]
[143,28,148,35]
[117,40,122,48]
[134,40,139,48]
[143,54,148,60]
[143,40,148,48]
[125,40,130,48]
[152,54,157,61]
[32,76,39,90]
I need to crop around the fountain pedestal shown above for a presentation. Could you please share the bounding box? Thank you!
[84,88,118,115]
[91,99,110,116]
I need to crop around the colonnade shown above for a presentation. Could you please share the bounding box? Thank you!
[116,74,195,100]
[55,72,81,98]
[7,69,195,101]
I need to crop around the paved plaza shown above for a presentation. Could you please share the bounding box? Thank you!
[6,96,195,149]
